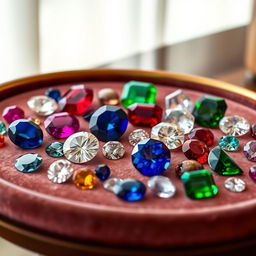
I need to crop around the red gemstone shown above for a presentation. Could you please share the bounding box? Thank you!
[251,124,256,139]
[127,103,163,127]
[0,135,4,147]
[188,128,214,146]
[59,84,93,115]
[182,139,209,164]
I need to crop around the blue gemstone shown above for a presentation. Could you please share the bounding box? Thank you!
[15,153,43,173]
[132,138,171,176]
[8,119,43,149]
[89,105,128,141]
[95,164,111,181]
[219,135,239,152]
[45,142,64,158]
[45,88,61,102]
[0,121,6,135]
[115,179,146,202]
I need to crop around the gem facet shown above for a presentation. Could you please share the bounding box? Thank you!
[103,177,123,193]
[121,81,157,108]
[192,96,227,128]
[0,135,4,147]
[131,138,171,176]
[98,88,119,105]
[175,160,204,178]
[249,165,256,182]
[219,135,239,152]
[219,115,250,136]
[72,169,97,190]
[224,177,246,192]
[2,106,25,124]
[8,119,43,149]
[128,129,149,146]
[89,105,128,142]
[15,153,42,173]
[45,142,64,158]
[151,122,184,150]
[44,112,80,138]
[243,140,256,161]
[181,169,218,199]
[63,131,99,163]
[95,164,111,181]
[45,88,61,102]
[0,121,7,135]
[208,146,243,175]
[188,128,214,147]
[251,124,256,139]
[102,141,125,160]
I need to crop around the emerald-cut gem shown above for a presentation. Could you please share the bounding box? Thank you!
[0,121,6,135]
[181,169,218,199]
[192,96,227,128]
[208,146,243,175]
[121,81,156,108]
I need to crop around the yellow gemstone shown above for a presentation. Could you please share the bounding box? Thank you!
[72,169,96,190]
[98,88,119,105]
[29,117,41,125]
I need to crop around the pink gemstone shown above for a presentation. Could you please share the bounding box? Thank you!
[243,140,256,162]
[249,165,256,182]
[251,124,256,139]
[2,105,25,124]
[44,112,80,138]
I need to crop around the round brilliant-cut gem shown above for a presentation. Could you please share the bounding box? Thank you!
[251,124,256,139]
[219,135,239,152]
[94,164,111,181]
[128,129,149,146]
[44,112,80,139]
[132,138,171,176]
[0,121,7,135]
[102,141,125,160]
[8,119,43,149]
[48,159,74,183]
[45,88,61,102]
[151,122,184,150]
[63,132,99,164]
[72,169,97,190]
[15,153,42,173]
[224,177,246,192]
[249,165,256,182]
[2,106,25,124]
[98,88,119,105]
[243,140,256,161]
[89,105,128,142]
[45,142,64,158]
[103,177,123,193]
[188,128,214,146]
[27,96,58,116]
[175,160,203,178]
[147,176,176,198]
[219,115,250,136]
[0,135,5,147]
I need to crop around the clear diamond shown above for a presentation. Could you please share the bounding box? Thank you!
[165,89,193,112]
[63,131,99,163]
[224,177,246,192]
[27,96,58,116]
[128,129,149,146]
[219,115,250,137]
[147,176,176,198]
[103,177,123,193]
[48,159,74,183]
[163,109,194,134]
[102,141,125,160]
[151,122,184,150]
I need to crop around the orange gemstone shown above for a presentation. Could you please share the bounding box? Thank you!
[98,88,119,105]
[0,135,4,147]
[72,169,96,190]
[29,117,41,125]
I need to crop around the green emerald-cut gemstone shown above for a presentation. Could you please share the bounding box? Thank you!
[181,169,218,199]
[0,121,6,135]
[208,146,243,175]
[121,81,157,108]
[192,96,227,128]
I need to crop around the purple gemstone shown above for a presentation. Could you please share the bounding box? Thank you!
[44,112,80,138]
[249,165,256,182]
[251,124,256,139]
[243,140,256,162]
[2,106,25,124]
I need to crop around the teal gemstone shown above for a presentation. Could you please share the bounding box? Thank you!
[0,121,6,135]
[219,136,239,151]
[45,142,64,158]
[15,153,43,173]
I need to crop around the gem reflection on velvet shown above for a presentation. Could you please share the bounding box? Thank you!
[15,153,43,173]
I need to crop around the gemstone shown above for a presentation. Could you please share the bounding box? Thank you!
[182,139,209,164]
[15,153,42,173]
[131,138,171,176]
[192,96,227,128]
[243,140,256,161]
[8,119,43,149]
[72,169,97,190]
[89,105,128,142]
[219,135,239,152]
[219,115,250,136]
[45,142,64,158]
[45,88,61,102]
[175,160,204,178]
[224,177,246,192]
[115,179,146,202]
[28,117,41,125]
[181,170,218,199]
[127,103,163,127]
[208,146,243,175]
[103,177,123,193]
[121,80,157,108]
[98,88,119,105]
[94,164,111,181]
[147,176,176,198]
[2,106,25,124]
[249,165,256,182]
[48,159,74,183]
[151,122,184,150]
[251,124,256,139]
[102,141,125,160]
[63,132,99,163]
[27,96,58,116]
[44,112,80,139]
[0,135,5,148]
[0,121,7,135]
[163,109,194,134]
[128,129,149,146]
[59,84,93,115]
[165,89,193,112]
[188,128,214,147]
